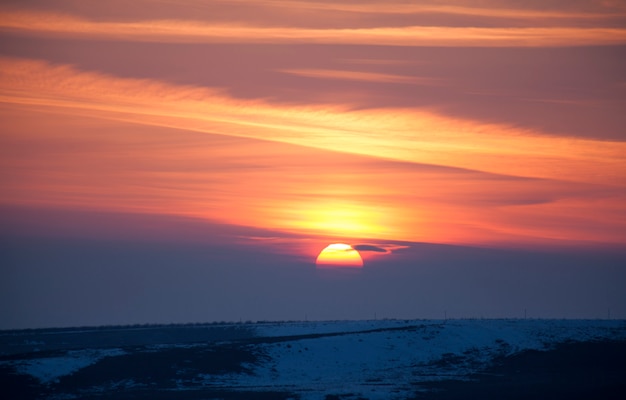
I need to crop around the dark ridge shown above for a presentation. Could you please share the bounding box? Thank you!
[413,340,626,400]
[0,364,49,400]
[0,324,258,357]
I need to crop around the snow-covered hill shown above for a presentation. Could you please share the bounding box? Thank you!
[227,319,626,399]
[2,319,625,399]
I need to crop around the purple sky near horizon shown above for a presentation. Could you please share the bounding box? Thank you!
[1,0,626,328]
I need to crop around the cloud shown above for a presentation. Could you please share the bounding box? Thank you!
[1,56,625,189]
[5,0,624,27]
[1,56,625,187]
[278,68,444,86]
[1,10,626,47]
[235,0,626,20]
[352,244,390,253]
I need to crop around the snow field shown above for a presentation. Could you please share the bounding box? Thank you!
[231,319,626,400]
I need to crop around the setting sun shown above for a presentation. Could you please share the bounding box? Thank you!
[315,243,364,268]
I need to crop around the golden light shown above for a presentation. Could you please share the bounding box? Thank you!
[315,243,364,268]
[283,201,390,239]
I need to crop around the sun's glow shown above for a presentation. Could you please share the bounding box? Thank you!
[306,208,369,233]
[315,243,364,268]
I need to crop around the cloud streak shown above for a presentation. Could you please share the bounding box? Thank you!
[278,68,444,86]
[231,0,626,20]
[2,11,626,47]
[352,244,389,254]
[1,56,624,187]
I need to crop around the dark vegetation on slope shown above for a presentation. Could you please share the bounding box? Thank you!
[414,340,626,400]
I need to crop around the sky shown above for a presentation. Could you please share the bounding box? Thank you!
[1,0,626,329]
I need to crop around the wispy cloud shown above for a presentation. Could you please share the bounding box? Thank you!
[237,0,626,20]
[95,0,626,22]
[352,244,389,253]
[278,68,444,86]
[1,11,625,47]
[1,56,624,187]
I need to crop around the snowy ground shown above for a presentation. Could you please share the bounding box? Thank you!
[11,348,126,384]
[227,319,626,400]
[2,319,625,399]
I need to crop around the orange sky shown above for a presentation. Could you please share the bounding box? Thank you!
[1,0,625,251]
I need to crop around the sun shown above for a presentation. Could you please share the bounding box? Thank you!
[315,243,363,268]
